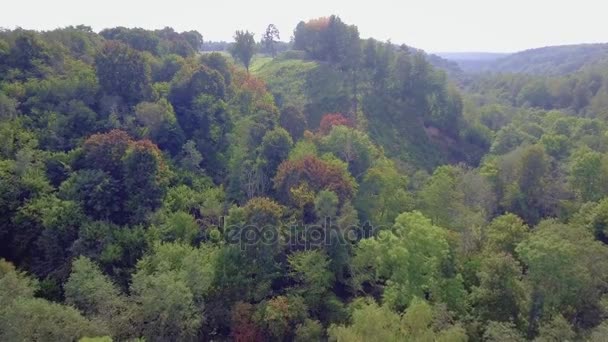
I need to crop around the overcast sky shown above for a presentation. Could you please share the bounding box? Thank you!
[1,0,606,53]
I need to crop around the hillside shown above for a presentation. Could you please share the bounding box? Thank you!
[442,43,608,75]
[252,48,485,170]
[436,52,511,61]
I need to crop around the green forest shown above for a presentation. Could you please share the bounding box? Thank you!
[2,16,608,341]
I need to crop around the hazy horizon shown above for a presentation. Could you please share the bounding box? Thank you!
[1,0,607,53]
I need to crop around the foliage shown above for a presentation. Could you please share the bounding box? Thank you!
[274,155,356,204]
[231,30,256,72]
[3,17,608,342]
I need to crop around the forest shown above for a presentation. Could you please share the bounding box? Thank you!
[2,16,608,341]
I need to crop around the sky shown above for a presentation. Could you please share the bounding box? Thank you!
[1,0,606,53]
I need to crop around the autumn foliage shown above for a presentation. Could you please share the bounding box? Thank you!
[274,155,356,203]
[243,197,284,226]
[81,129,165,174]
[306,17,331,31]
[319,113,353,135]
[81,129,133,177]
[233,71,278,115]
[231,302,263,342]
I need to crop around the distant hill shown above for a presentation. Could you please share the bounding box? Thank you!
[435,52,510,61]
[440,43,608,75]
[487,43,608,75]
[434,52,510,74]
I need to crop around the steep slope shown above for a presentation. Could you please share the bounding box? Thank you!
[252,52,486,170]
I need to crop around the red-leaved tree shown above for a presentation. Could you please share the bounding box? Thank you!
[319,113,353,135]
[274,155,355,204]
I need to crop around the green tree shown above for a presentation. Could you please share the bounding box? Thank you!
[569,149,608,202]
[1,259,106,341]
[471,253,527,325]
[516,220,608,330]
[288,250,334,309]
[535,315,575,342]
[131,271,202,340]
[355,211,459,310]
[65,257,133,339]
[258,127,293,179]
[279,106,308,140]
[328,298,466,342]
[262,24,280,58]
[178,140,203,172]
[314,190,339,219]
[355,158,412,225]
[130,243,217,340]
[122,140,168,223]
[320,126,379,178]
[95,41,152,105]
[231,30,256,73]
[156,211,200,244]
[295,319,323,342]
[483,321,525,342]
[485,213,529,256]
[134,99,183,153]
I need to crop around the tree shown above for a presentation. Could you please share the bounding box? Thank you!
[319,113,353,135]
[279,106,307,140]
[59,170,121,221]
[274,155,356,205]
[79,129,133,178]
[471,253,527,325]
[230,301,263,342]
[130,243,217,340]
[355,158,412,225]
[170,65,227,108]
[231,30,255,73]
[0,297,107,341]
[320,125,379,178]
[134,99,183,154]
[535,315,575,342]
[354,211,462,311]
[0,259,38,308]
[262,24,280,58]
[485,213,529,256]
[65,257,133,339]
[7,31,51,77]
[499,145,551,225]
[418,165,471,229]
[569,149,608,202]
[122,140,168,223]
[95,41,152,105]
[328,300,405,341]
[516,220,608,331]
[288,250,334,309]
[256,295,308,340]
[156,211,200,245]
[178,140,203,172]
[295,319,323,342]
[131,271,202,340]
[314,190,339,219]
[258,127,293,178]
[328,298,466,342]
[483,321,525,342]
[135,242,217,302]
[1,259,106,341]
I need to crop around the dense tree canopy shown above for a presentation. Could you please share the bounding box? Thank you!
[2,17,608,341]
